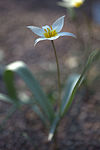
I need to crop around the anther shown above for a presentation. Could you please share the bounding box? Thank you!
[50,26,53,30]
[47,28,50,32]
[44,29,47,32]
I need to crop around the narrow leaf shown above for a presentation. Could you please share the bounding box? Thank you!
[3,70,18,101]
[32,105,48,125]
[48,49,100,140]
[61,49,100,117]
[0,93,14,103]
[4,61,55,123]
[60,74,80,116]
[48,114,60,141]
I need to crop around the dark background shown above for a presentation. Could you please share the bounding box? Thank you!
[0,0,100,149]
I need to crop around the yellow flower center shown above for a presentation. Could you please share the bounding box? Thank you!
[74,1,83,7]
[43,26,58,38]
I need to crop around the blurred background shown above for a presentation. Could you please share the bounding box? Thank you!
[0,0,100,149]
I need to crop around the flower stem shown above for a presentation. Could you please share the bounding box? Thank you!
[51,40,61,108]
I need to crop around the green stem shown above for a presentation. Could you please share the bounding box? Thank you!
[51,40,61,108]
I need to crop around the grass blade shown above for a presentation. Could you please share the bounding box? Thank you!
[4,61,55,123]
[60,49,100,117]
[0,93,14,103]
[48,49,100,140]
[3,70,18,101]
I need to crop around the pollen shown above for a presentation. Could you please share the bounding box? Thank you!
[74,1,83,7]
[43,26,58,38]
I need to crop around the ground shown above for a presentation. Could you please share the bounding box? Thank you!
[0,0,100,149]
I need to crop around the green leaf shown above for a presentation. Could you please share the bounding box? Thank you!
[3,70,18,101]
[60,49,100,117]
[48,114,60,141]
[60,74,80,116]
[48,49,100,141]
[0,93,14,103]
[4,61,55,123]
[32,105,48,125]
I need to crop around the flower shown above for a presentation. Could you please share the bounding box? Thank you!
[58,0,85,8]
[27,16,76,46]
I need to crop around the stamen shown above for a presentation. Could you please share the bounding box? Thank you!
[43,26,58,38]
[47,28,51,32]
[50,26,53,30]
[44,29,47,32]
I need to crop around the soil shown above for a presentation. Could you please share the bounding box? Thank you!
[0,0,100,150]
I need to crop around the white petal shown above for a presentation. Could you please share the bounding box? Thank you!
[34,35,60,46]
[58,2,73,8]
[42,25,51,30]
[52,16,65,32]
[46,35,60,40]
[34,31,76,46]
[58,32,76,38]
[34,37,47,46]
[27,26,44,37]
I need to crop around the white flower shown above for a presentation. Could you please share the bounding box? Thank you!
[27,16,76,46]
[58,0,85,8]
